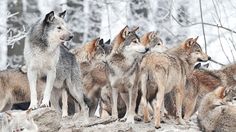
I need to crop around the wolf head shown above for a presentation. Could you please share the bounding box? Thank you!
[71,38,107,62]
[181,37,210,64]
[140,31,167,52]
[6,109,38,132]
[42,11,73,46]
[111,26,148,57]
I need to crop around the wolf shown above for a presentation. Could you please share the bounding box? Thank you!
[105,26,148,123]
[140,31,167,52]
[140,37,210,128]
[2,109,38,132]
[198,86,236,132]
[0,69,45,112]
[24,10,73,109]
[65,37,110,117]
[165,63,236,120]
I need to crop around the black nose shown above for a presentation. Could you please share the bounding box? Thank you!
[69,35,73,40]
[208,56,211,60]
[145,48,149,52]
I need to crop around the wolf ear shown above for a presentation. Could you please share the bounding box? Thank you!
[95,38,101,46]
[131,26,139,33]
[185,38,194,48]
[44,11,55,24]
[59,10,66,19]
[99,38,104,46]
[105,39,111,45]
[122,26,129,39]
[193,36,199,42]
[214,86,226,99]
[148,31,157,40]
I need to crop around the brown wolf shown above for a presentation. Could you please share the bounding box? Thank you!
[140,37,210,128]
[165,63,236,120]
[198,86,236,132]
[0,69,45,112]
[106,26,148,123]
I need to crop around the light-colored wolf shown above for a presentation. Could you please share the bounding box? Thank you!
[140,37,210,128]
[1,109,38,132]
[106,26,148,123]
[198,86,236,132]
[24,11,73,109]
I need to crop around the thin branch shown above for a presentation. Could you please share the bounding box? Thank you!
[172,15,236,34]
[210,59,225,66]
[199,0,207,53]
[217,27,231,63]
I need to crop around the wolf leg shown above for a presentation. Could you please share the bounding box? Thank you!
[111,88,118,119]
[140,73,150,123]
[62,89,68,117]
[27,69,38,109]
[119,93,129,120]
[41,69,56,107]
[175,84,186,125]
[183,96,197,121]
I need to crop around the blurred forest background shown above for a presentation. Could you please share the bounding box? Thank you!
[1,0,236,70]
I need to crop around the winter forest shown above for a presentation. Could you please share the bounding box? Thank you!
[1,0,236,69]
[1,0,236,131]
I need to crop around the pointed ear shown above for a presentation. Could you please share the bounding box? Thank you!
[131,26,139,33]
[105,39,111,45]
[193,36,199,42]
[148,31,157,40]
[59,10,66,19]
[99,38,104,46]
[44,11,55,24]
[185,38,193,48]
[5,112,12,122]
[122,26,129,39]
[214,86,226,99]
[95,38,101,46]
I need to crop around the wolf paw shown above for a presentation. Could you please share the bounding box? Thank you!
[178,118,186,125]
[125,116,135,124]
[29,102,38,110]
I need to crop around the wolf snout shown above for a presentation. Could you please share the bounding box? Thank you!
[208,56,211,60]
[145,48,149,52]
[69,35,73,40]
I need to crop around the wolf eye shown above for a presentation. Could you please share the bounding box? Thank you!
[20,128,24,131]
[57,26,62,29]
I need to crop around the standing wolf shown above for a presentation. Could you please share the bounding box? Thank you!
[24,11,73,109]
[140,37,210,128]
[106,26,148,123]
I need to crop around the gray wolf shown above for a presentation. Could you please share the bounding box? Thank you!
[140,37,210,128]
[68,37,110,117]
[140,31,167,52]
[24,10,73,109]
[106,26,148,123]
[198,86,236,132]
[3,109,38,132]
[0,69,45,112]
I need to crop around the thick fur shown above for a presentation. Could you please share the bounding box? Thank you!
[198,86,236,132]
[140,37,209,128]
[106,26,148,123]
[0,69,45,112]
[165,63,236,120]
[3,109,38,132]
[24,11,73,109]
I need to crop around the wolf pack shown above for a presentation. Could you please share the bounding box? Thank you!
[1,10,236,132]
